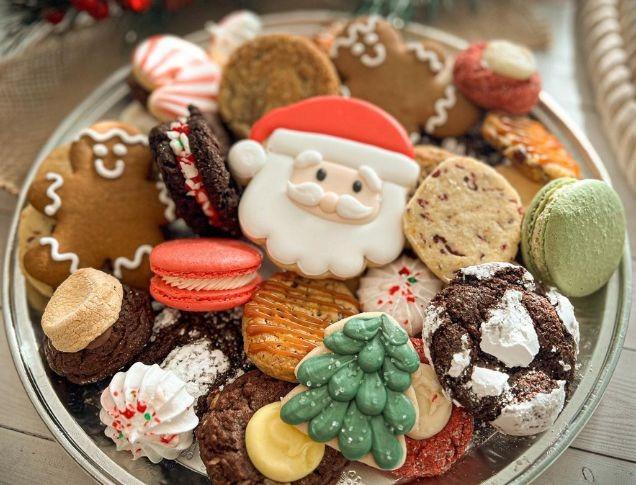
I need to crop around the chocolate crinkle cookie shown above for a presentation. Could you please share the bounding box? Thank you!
[44,286,154,385]
[138,306,253,404]
[196,370,349,485]
[423,262,579,436]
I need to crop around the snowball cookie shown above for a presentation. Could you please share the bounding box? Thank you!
[422,262,579,436]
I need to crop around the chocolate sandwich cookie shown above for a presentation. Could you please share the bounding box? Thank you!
[196,370,349,485]
[42,269,153,385]
[150,105,241,237]
[422,262,579,436]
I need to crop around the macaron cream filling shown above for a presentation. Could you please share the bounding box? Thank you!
[166,120,221,225]
[161,273,258,291]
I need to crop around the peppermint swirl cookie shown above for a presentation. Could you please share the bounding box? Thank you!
[422,262,578,436]
[357,254,442,336]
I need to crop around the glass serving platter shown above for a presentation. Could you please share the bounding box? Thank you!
[2,10,632,485]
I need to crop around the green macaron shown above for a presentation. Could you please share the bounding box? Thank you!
[521,177,626,297]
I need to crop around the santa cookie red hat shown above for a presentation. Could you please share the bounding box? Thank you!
[229,96,420,188]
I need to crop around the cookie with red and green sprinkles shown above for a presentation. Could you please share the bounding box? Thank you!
[357,254,442,336]
[150,105,241,237]
[403,156,523,282]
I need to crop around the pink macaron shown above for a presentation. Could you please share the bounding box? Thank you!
[150,238,262,311]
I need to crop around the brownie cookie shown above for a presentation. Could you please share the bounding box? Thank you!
[422,262,578,436]
[196,370,349,484]
[44,270,154,385]
[218,34,340,137]
[150,105,241,237]
[404,156,523,282]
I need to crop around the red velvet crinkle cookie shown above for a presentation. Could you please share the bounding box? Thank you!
[396,407,474,479]
[395,338,474,479]
[453,41,541,114]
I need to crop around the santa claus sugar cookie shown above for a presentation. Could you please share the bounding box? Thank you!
[228,96,420,279]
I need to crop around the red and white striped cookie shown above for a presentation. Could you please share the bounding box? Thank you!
[148,61,221,121]
[132,35,210,91]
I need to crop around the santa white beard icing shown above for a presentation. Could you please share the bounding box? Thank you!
[229,96,420,279]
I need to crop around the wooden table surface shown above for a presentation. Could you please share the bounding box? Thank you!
[1,1,635,483]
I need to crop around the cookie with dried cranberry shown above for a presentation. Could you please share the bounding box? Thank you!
[403,156,523,282]
[149,105,241,237]
[196,370,349,484]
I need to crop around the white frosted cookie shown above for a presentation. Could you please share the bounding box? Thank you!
[357,254,442,336]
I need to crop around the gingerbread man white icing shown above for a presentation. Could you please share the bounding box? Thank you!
[23,121,171,290]
[330,16,480,136]
[228,96,419,279]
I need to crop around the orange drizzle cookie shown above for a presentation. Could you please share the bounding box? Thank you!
[218,34,340,137]
[242,272,360,382]
[482,112,581,182]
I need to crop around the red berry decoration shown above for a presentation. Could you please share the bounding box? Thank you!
[121,0,153,13]
[44,8,66,24]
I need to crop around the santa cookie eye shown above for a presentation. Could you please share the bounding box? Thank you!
[316,168,327,181]
[352,180,363,193]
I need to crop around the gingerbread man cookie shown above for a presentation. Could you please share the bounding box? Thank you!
[329,16,480,137]
[22,121,172,291]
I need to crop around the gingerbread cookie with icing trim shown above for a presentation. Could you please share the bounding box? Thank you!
[329,16,480,137]
[22,121,172,291]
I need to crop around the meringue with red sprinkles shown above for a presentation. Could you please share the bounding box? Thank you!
[99,362,198,463]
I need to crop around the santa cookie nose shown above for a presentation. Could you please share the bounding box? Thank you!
[319,192,339,213]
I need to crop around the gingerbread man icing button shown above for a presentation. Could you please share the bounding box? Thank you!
[329,16,480,138]
[228,96,420,280]
[23,121,172,290]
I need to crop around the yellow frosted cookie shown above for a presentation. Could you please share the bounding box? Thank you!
[245,402,325,482]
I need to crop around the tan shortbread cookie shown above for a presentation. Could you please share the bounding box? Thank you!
[218,34,340,138]
[242,272,360,382]
[404,156,523,282]
[42,268,123,353]
[413,144,455,182]
[494,163,544,208]
[329,16,480,137]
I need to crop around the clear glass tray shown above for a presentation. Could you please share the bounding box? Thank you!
[2,10,632,485]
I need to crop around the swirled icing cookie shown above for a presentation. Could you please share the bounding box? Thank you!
[329,16,480,137]
[22,121,170,291]
[404,156,523,282]
[196,370,349,484]
[218,34,340,137]
[357,255,442,336]
[242,271,360,382]
[100,362,198,463]
[423,263,578,436]
[130,35,221,122]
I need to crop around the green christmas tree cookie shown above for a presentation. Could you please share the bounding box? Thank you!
[280,312,420,470]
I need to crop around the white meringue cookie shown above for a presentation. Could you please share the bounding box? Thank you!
[99,362,198,463]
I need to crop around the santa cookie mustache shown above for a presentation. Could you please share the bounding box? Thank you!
[286,181,374,220]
